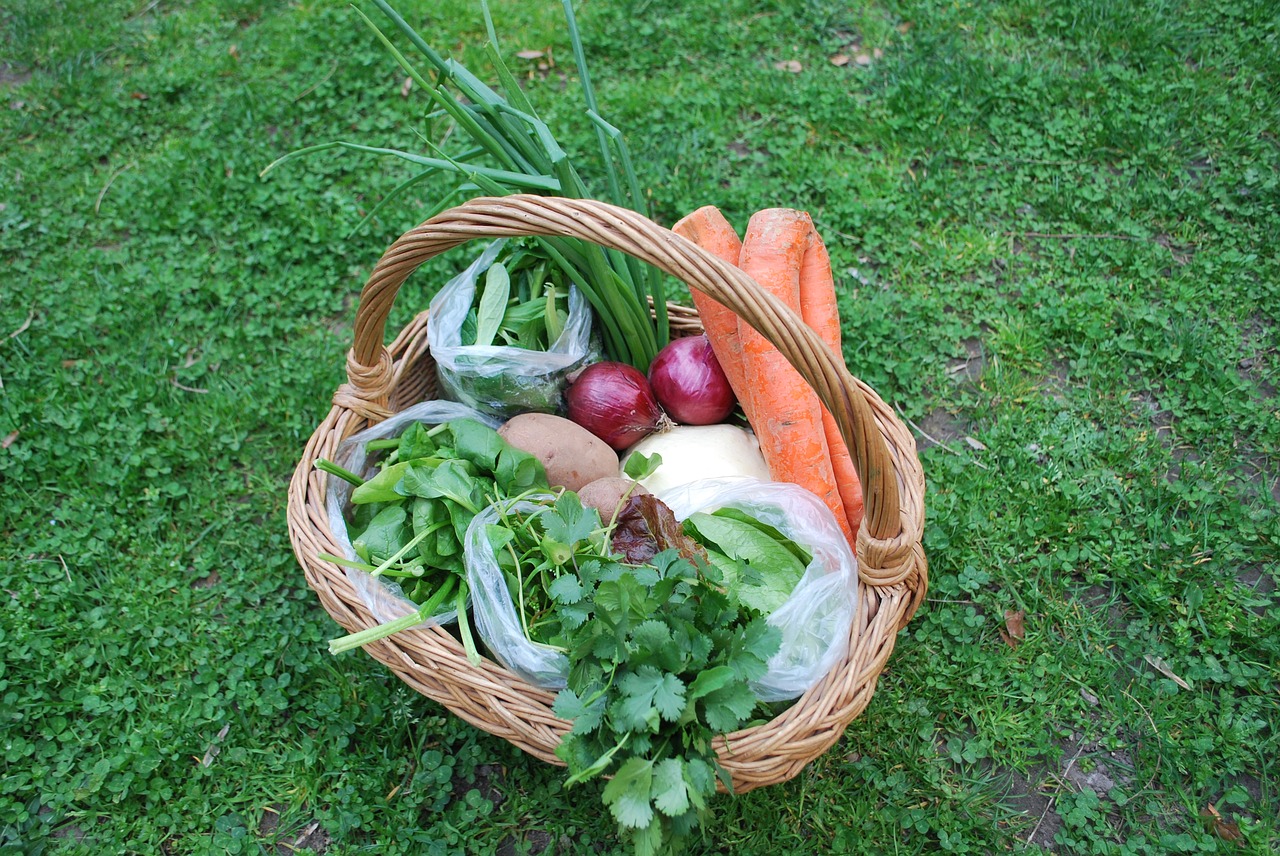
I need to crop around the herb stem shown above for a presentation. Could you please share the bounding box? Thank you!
[315,458,364,486]
[327,573,458,655]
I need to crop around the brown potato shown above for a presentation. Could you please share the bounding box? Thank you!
[498,413,619,492]
[578,477,649,521]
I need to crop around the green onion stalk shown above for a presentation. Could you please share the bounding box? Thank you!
[261,0,668,368]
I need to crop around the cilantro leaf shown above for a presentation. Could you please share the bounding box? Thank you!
[683,759,716,812]
[686,665,737,704]
[548,574,586,604]
[557,602,591,631]
[544,491,599,546]
[622,451,662,480]
[552,687,606,735]
[601,757,655,829]
[651,758,690,817]
[618,666,686,724]
[701,681,758,733]
[628,620,672,660]
[726,618,781,682]
[612,692,661,733]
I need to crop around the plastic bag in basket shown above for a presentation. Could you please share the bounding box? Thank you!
[325,401,499,629]
[465,477,858,701]
[427,240,594,419]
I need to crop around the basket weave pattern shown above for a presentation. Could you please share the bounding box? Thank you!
[287,196,927,793]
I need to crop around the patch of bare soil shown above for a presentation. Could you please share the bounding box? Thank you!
[946,337,986,384]
[0,63,32,89]
[259,804,330,855]
[1001,730,1136,852]
[914,407,967,445]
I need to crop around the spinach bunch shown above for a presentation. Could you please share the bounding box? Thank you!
[318,418,548,656]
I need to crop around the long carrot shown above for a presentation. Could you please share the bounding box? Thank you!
[798,228,865,546]
[737,209,854,544]
[671,206,750,417]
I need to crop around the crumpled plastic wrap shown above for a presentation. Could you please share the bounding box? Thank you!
[464,498,568,688]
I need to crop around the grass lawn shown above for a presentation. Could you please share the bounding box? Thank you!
[1,0,1277,853]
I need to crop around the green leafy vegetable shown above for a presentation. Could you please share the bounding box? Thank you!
[682,510,811,615]
[473,261,511,347]
[317,418,550,656]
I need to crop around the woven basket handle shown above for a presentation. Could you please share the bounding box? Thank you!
[346,195,905,547]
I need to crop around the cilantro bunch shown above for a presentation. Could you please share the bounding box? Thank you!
[487,493,783,855]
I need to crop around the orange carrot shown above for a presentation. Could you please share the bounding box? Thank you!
[671,206,750,416]
[737,209,854,544]
[798,229,865,545]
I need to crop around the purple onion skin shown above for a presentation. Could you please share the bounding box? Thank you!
[648,334,736,425]
[566,362,669,450]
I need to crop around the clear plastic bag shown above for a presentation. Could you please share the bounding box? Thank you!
[658,477,859,702]
[325,401,499,629]
[465,498,569,689]
[465,477,858,701]
[427,240,594,419]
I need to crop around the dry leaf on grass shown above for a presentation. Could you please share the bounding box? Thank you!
[963,436,988,451]
[774,60,803,73]
[999,609,1025,648]
[1,430,17,450]
[1144,654,1191,690]
[854,53,872,66]
[516,49,544,60]
[400,77,413,97]
[1200,804,1243,842]
[830,54,850,67]
[200,724,231,767]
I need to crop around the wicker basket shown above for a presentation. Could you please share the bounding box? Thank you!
[287,195,928,794]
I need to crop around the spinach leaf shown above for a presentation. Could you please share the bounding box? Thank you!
[495,445,546,494]
[398,421,440,462]
[448,418,504,472]
[350,460,412,504]
[474,261,511,347]
[683,511,808,616]
[401,459,482,513]
[352,505,409,564]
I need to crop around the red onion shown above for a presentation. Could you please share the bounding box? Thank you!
[647,334,736,425]
[566,361,672,450]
